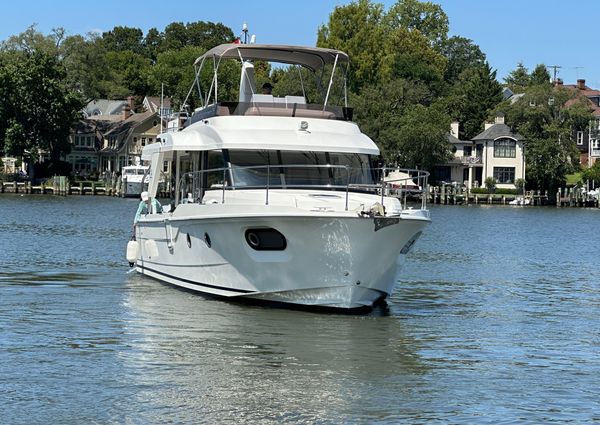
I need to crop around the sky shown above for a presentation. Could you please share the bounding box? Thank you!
[1,0,599,87]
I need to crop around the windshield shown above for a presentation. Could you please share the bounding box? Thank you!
[227,150,375,188]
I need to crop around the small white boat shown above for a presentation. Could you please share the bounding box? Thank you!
[122,165,150,197]
[509,197,531,206]
[130,43,431,311]
[384,170,422,199]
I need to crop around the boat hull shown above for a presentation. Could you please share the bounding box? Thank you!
[134,212,428,310]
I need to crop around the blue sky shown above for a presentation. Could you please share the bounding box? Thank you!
[1,0,598,87]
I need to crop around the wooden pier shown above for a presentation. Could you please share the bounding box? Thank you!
[556,188,599,208]
[427,186,551,206]
[0,176,171,198]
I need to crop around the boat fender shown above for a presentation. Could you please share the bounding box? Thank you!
[126,240,139,265]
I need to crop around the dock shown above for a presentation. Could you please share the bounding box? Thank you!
[425,185,599,208]
[0,176,170,198]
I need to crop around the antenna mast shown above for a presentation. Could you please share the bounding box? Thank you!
[242,22,248,44]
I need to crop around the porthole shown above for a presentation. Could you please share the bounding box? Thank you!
[244,228,287,251]
[187,233,192,248]
[204,232,212,248]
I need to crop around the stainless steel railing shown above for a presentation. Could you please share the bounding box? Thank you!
[178,164,429,211]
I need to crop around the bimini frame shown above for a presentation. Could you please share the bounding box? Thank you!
[181,44,351,112]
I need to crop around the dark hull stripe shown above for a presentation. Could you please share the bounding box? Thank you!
[137,264,254,294]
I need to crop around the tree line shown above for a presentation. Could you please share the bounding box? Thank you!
[0,0,595,193]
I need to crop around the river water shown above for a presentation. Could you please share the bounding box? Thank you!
[1,195,599,424]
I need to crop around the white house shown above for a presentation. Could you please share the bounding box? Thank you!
[438,115,525,189]
[472,114,525,190]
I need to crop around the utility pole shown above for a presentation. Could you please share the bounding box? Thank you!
[549,65,562,83]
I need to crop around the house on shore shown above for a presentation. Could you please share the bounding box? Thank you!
[472,114,525,189]
[66,97,161,176]
[436,114,525,190]
[557,78,600,167]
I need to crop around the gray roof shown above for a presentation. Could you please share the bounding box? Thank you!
[447,133,461,144]
[85,99,128,117]
[472,123,524,141]
[104,111,155,137]
[194,44,349,71]
[73,118,119,134]
[144,96,172,113]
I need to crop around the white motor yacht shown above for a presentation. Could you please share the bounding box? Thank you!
[122,164,150,197]
[129,43,431,311]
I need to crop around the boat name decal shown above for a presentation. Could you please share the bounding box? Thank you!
[374,217,400,232]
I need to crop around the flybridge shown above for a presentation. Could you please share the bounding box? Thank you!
[173,43,353,128]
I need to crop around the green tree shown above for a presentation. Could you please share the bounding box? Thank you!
[504,62,530,92]
[147,46,238,110]
[446,62,503,139]
[390,103,453,170]
[581,160,600,185]
[387,26,447,95]
[0,50,83,166]
[502,85,590,195]
[351,78,431,147]
[144,27,163,62]
[1,24,62,55]
[162,22,188,51]
[161,21,233,52]
[185,21,234,49]
[385,0,449,48]
[530,64,551,87]
[61,33,109,100]
[317,0,387,92]
[439,36,486,85]
[102,26,144,55]
[104,50,151,97]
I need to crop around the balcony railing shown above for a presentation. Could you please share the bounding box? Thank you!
[462,156,482,164]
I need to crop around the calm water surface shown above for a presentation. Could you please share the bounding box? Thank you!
[1,195,599,424]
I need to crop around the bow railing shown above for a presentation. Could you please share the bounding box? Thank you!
[178,164,429,211]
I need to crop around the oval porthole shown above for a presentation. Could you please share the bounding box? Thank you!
[187,233,192,248]
[244,228,287,251]
[204,232,212,248]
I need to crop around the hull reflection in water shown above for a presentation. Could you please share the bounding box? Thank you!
[121,274,425,422]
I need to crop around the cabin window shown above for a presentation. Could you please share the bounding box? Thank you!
[494,138,516,158]
[493,167,515,184]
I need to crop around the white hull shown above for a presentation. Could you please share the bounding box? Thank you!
[134,201,428,310]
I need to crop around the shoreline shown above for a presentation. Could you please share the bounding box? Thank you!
[2,182,597,208]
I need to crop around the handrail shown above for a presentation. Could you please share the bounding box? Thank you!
[179,164,429,211]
